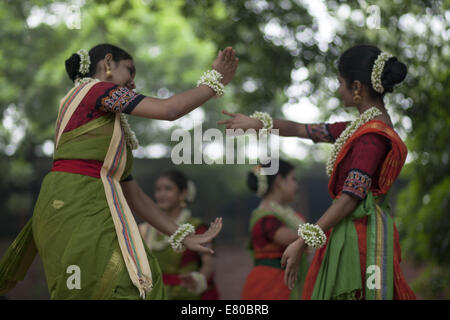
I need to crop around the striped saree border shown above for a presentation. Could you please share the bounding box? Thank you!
[53,81,153,299]
[100,113,153,298]
[54,80,100,149]
[366,201,394,300]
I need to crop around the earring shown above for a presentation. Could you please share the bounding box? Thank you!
[106,68,112,79]
[353,91,361,104]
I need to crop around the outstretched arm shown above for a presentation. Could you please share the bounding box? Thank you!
[217,111,342,144]
[130,47,239,121]
[217,111,310,139]
[273,119,309,138]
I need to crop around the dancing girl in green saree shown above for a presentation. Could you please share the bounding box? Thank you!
[0,43,238,299]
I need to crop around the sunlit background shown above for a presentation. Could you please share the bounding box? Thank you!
[0,0,448,299]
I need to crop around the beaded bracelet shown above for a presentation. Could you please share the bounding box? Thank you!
[297,223,327,249]
[197,69,225,96]
[250,111,273,135]
[168,223,196,252]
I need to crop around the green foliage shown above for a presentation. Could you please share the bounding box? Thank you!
[0,0,448,298]
[177,0,450,299]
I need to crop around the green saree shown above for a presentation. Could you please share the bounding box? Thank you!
[140,215,218,300]
[0,82,164,299]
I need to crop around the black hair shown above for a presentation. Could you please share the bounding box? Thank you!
[247,159,295,197]
[338,44,407,98]
[159,170,188,192]
[65,43,133,82]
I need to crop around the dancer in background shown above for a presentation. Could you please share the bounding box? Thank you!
[0,43,237,299]
[242,159,308,300]
[139,170,219,300]
[219,45,415,299]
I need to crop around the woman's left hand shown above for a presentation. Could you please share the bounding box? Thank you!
[182,218,222,254]
[281,238,306,290]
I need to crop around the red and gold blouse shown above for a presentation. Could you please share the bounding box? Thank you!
[64,81,145,133]
[306,122,390,200]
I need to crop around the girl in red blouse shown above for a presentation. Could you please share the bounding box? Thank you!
[242,159,308,300]
[219,45,416,300]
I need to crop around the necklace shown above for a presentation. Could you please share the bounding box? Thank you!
[267,201,304,229]
[119,113,139,150]
[74,77,97,87]
[326,107,382,176]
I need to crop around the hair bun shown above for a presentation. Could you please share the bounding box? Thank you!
[247,171,258,193]
[381,57,407,93]
[65,53,81,82]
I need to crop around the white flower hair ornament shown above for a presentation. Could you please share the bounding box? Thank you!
[186,180,196,203]
[252,165,269,198]
[371,52,393,94]
[76,49,91,76]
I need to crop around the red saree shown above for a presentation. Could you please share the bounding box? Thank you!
[302,120,416,300]
[242,212,306,300]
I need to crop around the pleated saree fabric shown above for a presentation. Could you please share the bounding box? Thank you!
[242,208,309,300]
[302,120,416,300]
[0,80,164,299]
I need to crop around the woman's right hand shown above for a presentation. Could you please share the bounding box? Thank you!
[212,47,239,85]
[281,237,306,290]
[217,110,263,132]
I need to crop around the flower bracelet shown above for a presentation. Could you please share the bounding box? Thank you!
[168,223,196,252]
[197,69,225,96]
[297,223,327,249]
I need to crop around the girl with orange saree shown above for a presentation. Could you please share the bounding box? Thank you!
[218,45,416,300]
[242,160,308,300]
[0,43,238,299]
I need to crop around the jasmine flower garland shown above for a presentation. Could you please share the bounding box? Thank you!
[168,223,196,252]
[326,107,382,176]
[74,77,98,87]
[371,52,393,94]
[269,202,304,227]
[77,49,91,76]
[297,223,327,249]
[186,180,196,202]
[252,165,269,197]
[119,113,139,150]
[147,209,192,251]
[197,69,225,96]
[250,111,273,136]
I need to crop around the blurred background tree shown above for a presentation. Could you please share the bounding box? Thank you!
[0,0,448,299]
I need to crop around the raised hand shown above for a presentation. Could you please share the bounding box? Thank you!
[217,110,263,131]
[182,217,222,254]
[281,238,306,290]
[212,47,239,85]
